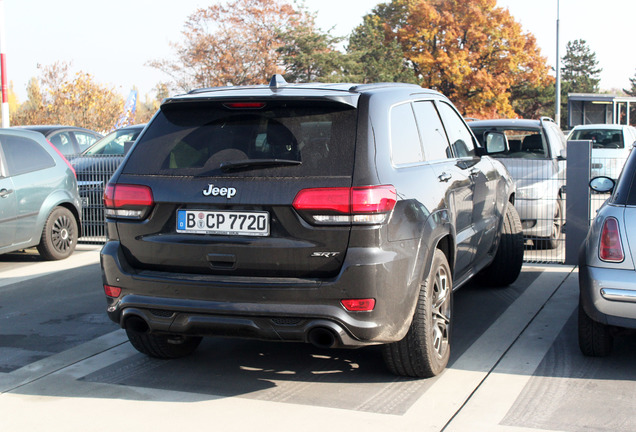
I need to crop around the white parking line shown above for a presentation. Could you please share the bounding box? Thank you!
[400,265,577,431]
[444,267,579,431]
[0,246,101,289]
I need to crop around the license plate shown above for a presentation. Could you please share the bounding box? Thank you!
[177,210,269,236]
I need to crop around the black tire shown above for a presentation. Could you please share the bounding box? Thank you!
[477,203,524,287]
[37,206,78,260]
[536,198,563,250]
[382,249,452,378]
[578,298,612,357]
[126,329,203,359]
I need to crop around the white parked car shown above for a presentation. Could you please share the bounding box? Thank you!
[567,124,636,181]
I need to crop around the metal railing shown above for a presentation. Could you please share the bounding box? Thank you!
[71,154,123,244]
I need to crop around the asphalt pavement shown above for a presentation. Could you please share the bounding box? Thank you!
[1,246,635,431]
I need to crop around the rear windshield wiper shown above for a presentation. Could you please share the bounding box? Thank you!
[220,158,302,172]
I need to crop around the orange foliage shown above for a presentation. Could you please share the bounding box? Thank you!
[394,0,552,118]
[149,0,299,91]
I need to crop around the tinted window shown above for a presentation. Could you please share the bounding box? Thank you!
[570,129,624,149]
[413,101,451,161]
[123,101,357,177]
[2,135,55,176]
[436,102,475,158]
[390,103,423,165]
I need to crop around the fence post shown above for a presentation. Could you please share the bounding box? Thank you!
[565,140,592,265]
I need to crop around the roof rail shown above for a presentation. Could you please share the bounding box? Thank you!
[348,82,422,92]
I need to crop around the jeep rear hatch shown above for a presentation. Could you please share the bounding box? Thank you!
[110,99,366,278]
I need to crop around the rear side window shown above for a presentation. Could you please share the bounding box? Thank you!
[123,101,357,177]
[413,101,451,161]
[1,135,55,176]
[570,129,624,149]
[390,102,423,165]
[436,102,475,158]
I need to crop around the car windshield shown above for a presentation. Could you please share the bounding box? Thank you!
[82,127,142,155]
[569,129,624,149]
[472,128,547,159]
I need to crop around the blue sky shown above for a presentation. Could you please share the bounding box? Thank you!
[4,0,636,101]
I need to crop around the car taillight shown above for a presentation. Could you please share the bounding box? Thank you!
[292,185,397,225]
[104,285,122,297]
[103,183,154,219]
[599,217,624,262]
[46,139,76,178]
[341,298,376,312]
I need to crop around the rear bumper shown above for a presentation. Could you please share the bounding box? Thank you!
[100,240,425,346]
[517,198,556,238]
[579,262,636,329]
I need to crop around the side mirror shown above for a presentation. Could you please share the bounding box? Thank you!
[559,148,567,160]
[484,131,508,154]
[590,176,615,193]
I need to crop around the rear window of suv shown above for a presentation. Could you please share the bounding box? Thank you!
[569,129,624,149]
[122,100,357,177]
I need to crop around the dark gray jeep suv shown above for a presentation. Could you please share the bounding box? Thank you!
[100,76,523,377]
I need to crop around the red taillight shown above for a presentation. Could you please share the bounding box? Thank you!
[292,185,396,224]
[103,184,153,219]
[341,298,376,312]
[104,285,122,297]
[599,217,624,262]
[351,186,397,213]
[223,102,266,109]
[46,139,76,178]
[292,187,351,213]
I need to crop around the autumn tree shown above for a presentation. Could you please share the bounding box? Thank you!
[149,0,300,91]
[354,0,553,118]
[11,62,123,132]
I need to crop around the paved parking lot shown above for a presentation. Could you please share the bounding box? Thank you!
[1,246,635,431]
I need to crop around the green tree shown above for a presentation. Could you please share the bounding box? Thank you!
[345,12,417,84]
[561,39,602,93]
[559,39,602,125]
[276,9,345,83]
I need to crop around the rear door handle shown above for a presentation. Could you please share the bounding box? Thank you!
[0,188,13,198]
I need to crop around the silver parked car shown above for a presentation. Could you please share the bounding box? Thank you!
[578,142,636,356]
[470,117,567,249]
